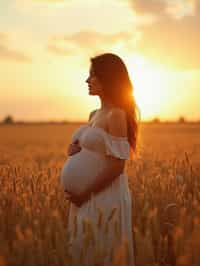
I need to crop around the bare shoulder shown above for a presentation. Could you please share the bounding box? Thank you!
[107,107,126,120]
[106,107,127,137]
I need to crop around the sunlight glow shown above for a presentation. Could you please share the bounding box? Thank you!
[125,55,171,120]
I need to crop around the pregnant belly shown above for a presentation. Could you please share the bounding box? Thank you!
[60,148,109,195]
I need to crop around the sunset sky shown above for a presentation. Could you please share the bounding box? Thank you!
[0,0,199,122]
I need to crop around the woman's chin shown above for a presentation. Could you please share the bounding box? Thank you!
[88,90,97,95]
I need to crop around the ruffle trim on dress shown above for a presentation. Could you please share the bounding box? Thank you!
[103,134,130,160]
[85,125,130,159]
[71,124,130,160]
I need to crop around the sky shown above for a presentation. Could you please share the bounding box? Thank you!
[0,0,199,122]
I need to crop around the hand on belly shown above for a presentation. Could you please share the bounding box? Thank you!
[67,139,82,156]
[60,148,109,198]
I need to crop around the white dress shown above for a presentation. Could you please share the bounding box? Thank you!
[66,124,135,266]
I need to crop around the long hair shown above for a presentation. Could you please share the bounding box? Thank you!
[90,53,141,159]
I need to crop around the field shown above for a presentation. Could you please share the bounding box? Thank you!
[0,123,199,266]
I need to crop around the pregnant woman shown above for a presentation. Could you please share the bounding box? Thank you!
[61,53,140,266]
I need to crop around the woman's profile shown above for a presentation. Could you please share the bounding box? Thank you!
[62,52,140,266]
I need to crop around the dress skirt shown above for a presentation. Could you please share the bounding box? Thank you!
[66,173,135,266]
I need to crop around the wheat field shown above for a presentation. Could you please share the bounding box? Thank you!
[0,123,199,266]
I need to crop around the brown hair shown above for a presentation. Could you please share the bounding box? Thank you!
[90,53,141,159]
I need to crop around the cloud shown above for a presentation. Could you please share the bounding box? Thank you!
[128,0,168,16]
[33,0,65,2]
[123,0,196,17]
[47,44,74,56]
[123,0,200,69]
[0,32,32,63]
[16,0,73,9]
[0,33,9,43]
[46,0,200,69]
[47,30,138,56]
[61,31,133,48]
[0,45,32,62]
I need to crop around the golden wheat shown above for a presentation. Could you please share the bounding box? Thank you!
[0,123,199,266]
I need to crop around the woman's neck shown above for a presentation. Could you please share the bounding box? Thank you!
[99,98,115,111]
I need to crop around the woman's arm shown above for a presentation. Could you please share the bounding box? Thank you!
[70,157,125,207]
[83,157,125,195]
[71,108,128,207]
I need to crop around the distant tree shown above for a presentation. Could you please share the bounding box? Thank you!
[152,117,161,123]
[2,115,14,124]
[178,116,186,123]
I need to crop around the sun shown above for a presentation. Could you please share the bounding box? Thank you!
[125,55,168,121]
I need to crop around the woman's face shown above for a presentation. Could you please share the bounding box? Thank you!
[85,65,104,96]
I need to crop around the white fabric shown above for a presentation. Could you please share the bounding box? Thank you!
[104,135,130,159]
[60,125,130,195]
[63,124,135,266]
[60,148,110,195]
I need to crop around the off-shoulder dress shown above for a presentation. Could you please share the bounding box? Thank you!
[66,124,135,266]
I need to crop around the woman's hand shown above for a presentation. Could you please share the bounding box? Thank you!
[67,139,82,156]
[64,189,92,208]
[64,190,82,207]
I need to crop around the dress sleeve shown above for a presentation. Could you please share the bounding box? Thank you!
[104,134,130,159]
